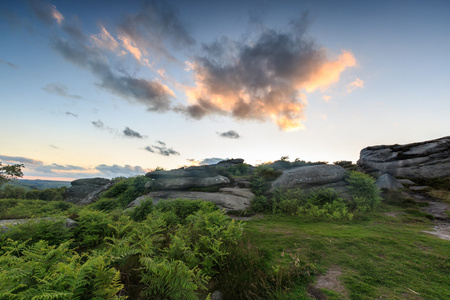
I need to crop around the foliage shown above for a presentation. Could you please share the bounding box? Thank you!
[0,218,72,249]
[0,162,24,187]
[297,200,353,221]
[101,176,150,208]
[153,199,217,225]
[0,185,67,201]
[72,209,115,248]
[250,165,282,196]
[128,198,153,222]
[346,171,382,212]
[0,199,73,219]
[0,240,124,299]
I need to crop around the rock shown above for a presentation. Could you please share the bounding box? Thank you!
[213,158,245,168]
[269,164,349,195]
[376,174,404,190]
[128,189,253,211]
[357,136,450,179]
[146,166,230,190]
[63,177,112,205]
[234,178,251,188]
[398,179,415,185]
[0,217,77,232]
[210,290,223,300]
[409,186,431,191]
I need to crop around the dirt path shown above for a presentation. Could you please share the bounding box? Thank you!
[405,191,450,241]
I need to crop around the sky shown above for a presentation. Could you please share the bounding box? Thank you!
[1,0,449,181]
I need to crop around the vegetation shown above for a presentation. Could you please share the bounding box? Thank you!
[0,162,24,187]
[0,165,448,299]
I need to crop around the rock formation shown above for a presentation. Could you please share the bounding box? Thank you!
[375,174,404,190]
[63,178,113,205]
[269,164,350,198]
[357,136,450,179]
[128,188,254,211]
[145,166,230,190]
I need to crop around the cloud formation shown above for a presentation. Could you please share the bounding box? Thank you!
[65,111,78,117]
[145,141,180,156]
[123,127,144,139]
[0,155,43,166]
[43,82,82,99]
[218,130,240,139]
[91,120,116,134]
[28,0,176,112]
[118,0,195,63]
[347,78,364,93]
[95,164,147,177]
[181,15,356,130]
[30,0,63,25]
[0,59,18,69]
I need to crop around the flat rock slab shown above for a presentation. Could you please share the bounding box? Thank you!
[424,222,450,241]
[128,190,252,211]
[270,164,348,191]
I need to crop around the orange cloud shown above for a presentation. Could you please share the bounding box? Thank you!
[91,26,119,50]
[323,95,332,102]
[302,50,356,93]
[118,35,145,61]
[50,5,64,24]
[347,78,364,92]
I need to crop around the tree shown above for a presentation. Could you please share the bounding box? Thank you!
[0,162,24,187]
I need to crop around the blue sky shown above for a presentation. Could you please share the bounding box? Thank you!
[1,0,449,181]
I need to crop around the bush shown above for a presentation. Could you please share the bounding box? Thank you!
[102,176,150,208]
[72,209,115,248]
[129,198,153,222]
[0,218,72,249]
[251,195,271,212]
[0,240,124,299]
[346,171,382,212]
[90,197,120,212]
[297,199,353,221]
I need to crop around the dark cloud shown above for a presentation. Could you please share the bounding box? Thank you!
[34,163,87,174]
[145,142,180,156]
[218,130,240,139]
[43,83,82,99]
[29,0,63,25]
[181,14,355,130]
[0,155,43,165]
[118,0,195,62]
[91,120,116,134]
[92,120,105,129]
[95,164,147,177]
[49,144,61,149]
[53,38,174,111]
[0,59,18,69]
[65,111,78,117]
[123,127,143,139]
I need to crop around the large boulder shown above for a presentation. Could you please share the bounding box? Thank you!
[63,178,113,205]
[269,164,349,196]
[357,136,450,179]
[128,188,253,211]
[145,166,230,190]
[376,174,404,190]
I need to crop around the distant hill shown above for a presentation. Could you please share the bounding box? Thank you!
[5,179,72,190]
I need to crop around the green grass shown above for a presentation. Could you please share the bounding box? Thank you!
[0,198,75,219]
[242,205,449,299]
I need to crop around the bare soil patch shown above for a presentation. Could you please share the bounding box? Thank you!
[311,265,347,298]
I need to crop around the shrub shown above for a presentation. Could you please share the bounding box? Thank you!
[346,171,382,212]
[0,218,72,249]
[72,209,114,248]
[129,198,153,222]
[251,195,270,212]
[91,197,120,212]
[0,240,124,299]
[297,199,353,221]
[102,176,150,208]
[154,199,216,224]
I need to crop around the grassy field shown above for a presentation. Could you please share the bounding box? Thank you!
[241,204,449,299]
